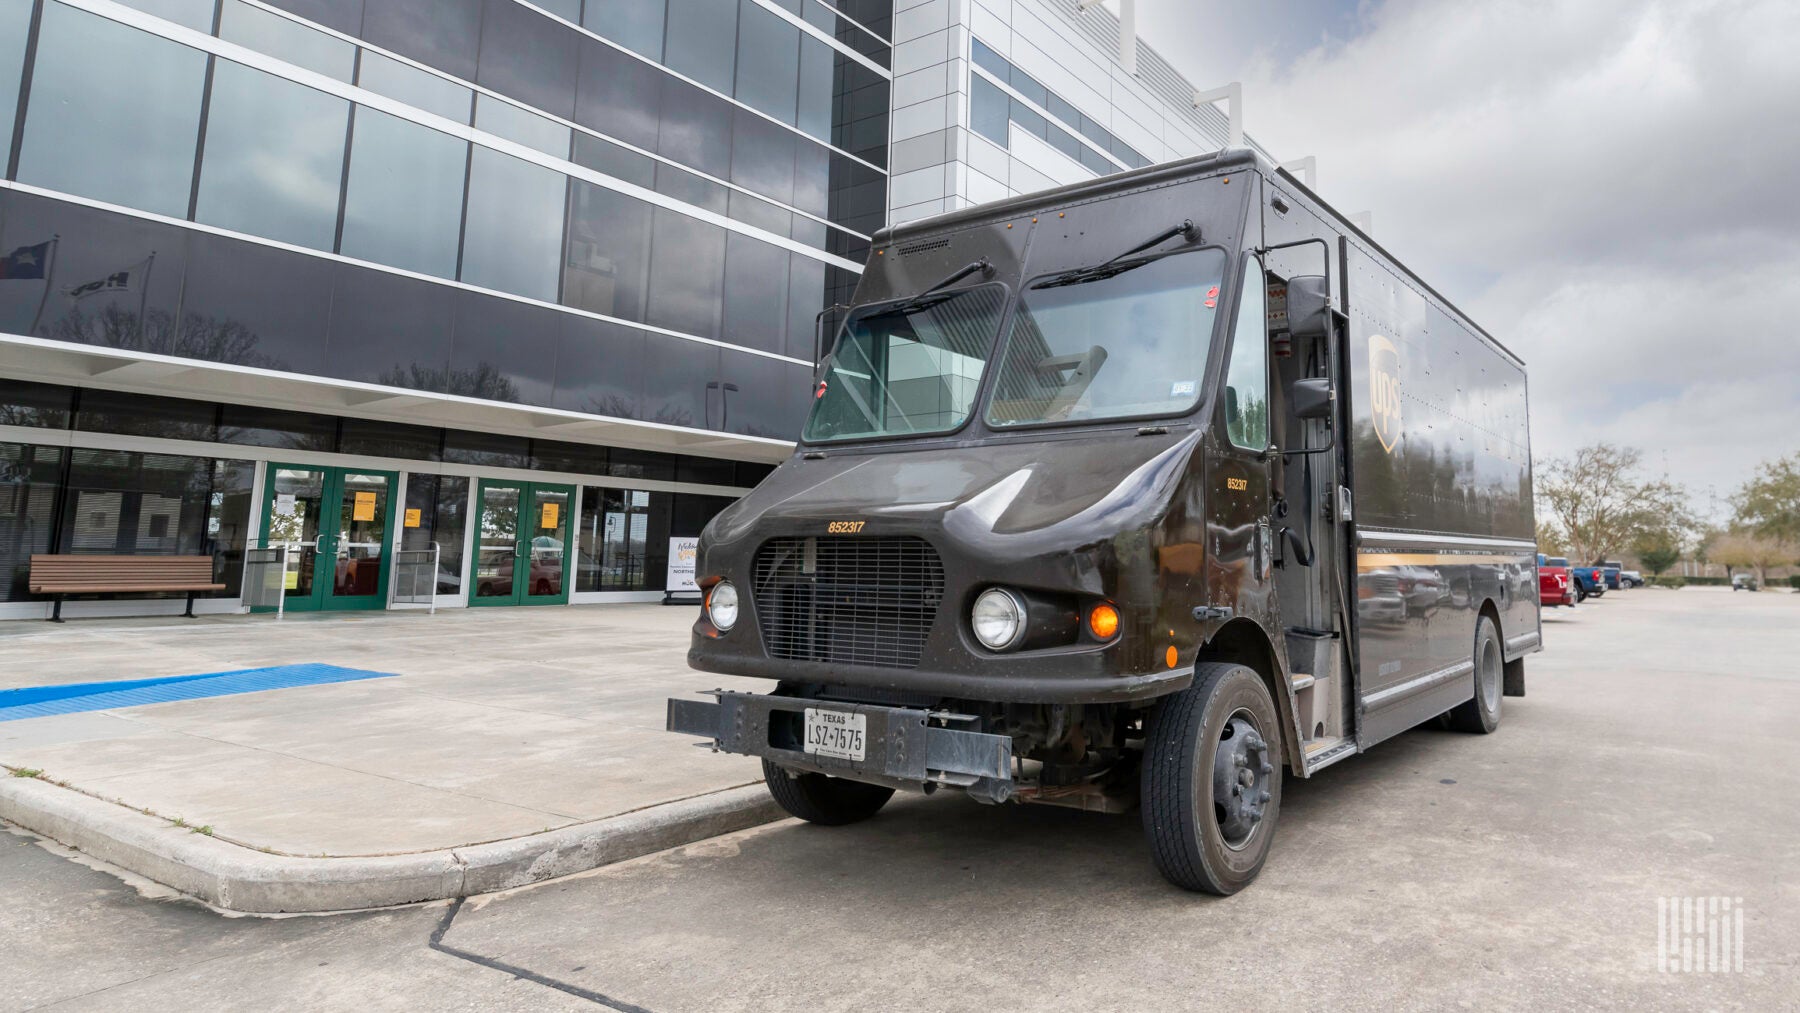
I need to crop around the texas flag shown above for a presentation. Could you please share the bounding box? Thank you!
[0,241,51,281]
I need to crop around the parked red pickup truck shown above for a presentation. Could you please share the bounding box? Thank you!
[1538,554,1576,607]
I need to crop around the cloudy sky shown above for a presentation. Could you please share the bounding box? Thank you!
[1134,0,1800,516]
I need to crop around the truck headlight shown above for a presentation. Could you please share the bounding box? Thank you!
[707,580,739,631]
[971,587,1027,651]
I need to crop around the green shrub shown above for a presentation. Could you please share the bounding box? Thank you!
[1684,575,1728,586]
[1648,576,1686,589]
[1788,576,1800,590]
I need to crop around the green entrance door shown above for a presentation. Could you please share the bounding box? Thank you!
[258,464,398,612]
[470,480,573,606]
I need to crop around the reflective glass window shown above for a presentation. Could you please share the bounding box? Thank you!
[574,37,663,149]
[1224,256,1270,449]
[195,60,349,251]
[460,147,565,303]
[443,428,531,467]
[323,263,455,389]
[0,0,33,152]
[572,133,656,188]
[553,314,645,417]
[584,0,665,60]
[657,77,732,179]
[970,74,1008,147]
[1009,97,1047,141]
[970,38,1006,79]
[339,108,466,279]
[362,0,482,81]
[474,94,571,158]
[356,50,472,123]
[664,0,737,95]
[721,233,788,355]
[564,181,653,322]
[218,1,355,81]
[534,0,580,21]
[641,332,718,429]
[447,291,559,406]
[720,347,805,437]
[785,252,826,361]
[730,110,797,207]
[76,388,218,441]
[217,404,338,451]
[117,0,217,31]
[476,0,579,120]
[735,0,798,124]
[654,163,728,214]
[575,485,669,591]
[729,190,791,238]
[646,209,725,340]
[0,380,74,430]
[400,472,469,594]
[338,417,441,459]
[795,35,832,142]
[179,232,337,374]
[532,440,609,475]
[607,446,676,481]
[16,3,207,219]
[0,190,188,346]
[0,442,62,602]
[1049,125,1082,163]
[1007,65,1046,108]
[261,0,364,36]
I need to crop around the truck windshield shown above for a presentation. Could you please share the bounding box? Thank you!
[803,283,1007,442]
[986,249,1226,427]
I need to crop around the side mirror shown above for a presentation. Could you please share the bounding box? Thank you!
[1292,376,1333,420]
[1285,275,1330,340]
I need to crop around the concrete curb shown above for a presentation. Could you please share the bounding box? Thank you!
[0,776,781,913]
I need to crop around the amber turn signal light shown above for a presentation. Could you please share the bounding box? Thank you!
[1088,603,1120,640]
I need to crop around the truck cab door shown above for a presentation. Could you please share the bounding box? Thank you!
[1208,253,1276,620]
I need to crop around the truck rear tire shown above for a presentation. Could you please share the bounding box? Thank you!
[1141,662,1283,895]
[761,759,894,826]
[1446,616,1502,733]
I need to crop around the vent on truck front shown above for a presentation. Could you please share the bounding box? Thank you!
[752,536,944,670]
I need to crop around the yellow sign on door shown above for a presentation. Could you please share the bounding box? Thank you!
[353,490,377,522]
[541,502,560,529]
[404,507,422,528]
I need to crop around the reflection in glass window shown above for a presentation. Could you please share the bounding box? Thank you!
[796,35,832,142]
[356,51,472,123]
[1223,257,1270,450]
[645,208,726,340]
[460,147,565,303]
[0,380,74,430]
[564,181,652,322]
[195,61,349,251]
[576,486,670,592]
[970,74,1009,147]
[804,284,1006,442]
[584,0,666,59]
[988,250,1226,428]
[0,0,32,151]
[0,442,63,601]
[474,95,571,158]
[722,233,789,355]
[735,0,799,124]
[400,473,469,595]
[55,449,254,594]
[116,0,216,32]
[339,108,467,279]
[218,1,355,81]
[16,3,207,219]
[664,0,737,94]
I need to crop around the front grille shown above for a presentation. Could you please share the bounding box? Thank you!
[752,536,945,670]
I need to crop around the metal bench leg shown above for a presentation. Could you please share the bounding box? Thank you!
[50,595,65,623]
[184,592,197,619]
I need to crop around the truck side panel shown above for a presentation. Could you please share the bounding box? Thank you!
[1342,242,1538,746]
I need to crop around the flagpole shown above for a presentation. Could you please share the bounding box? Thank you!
[136,251,156,348]
[27,235,59,335]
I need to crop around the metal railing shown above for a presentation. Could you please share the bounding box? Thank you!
[241,545,291,619]
[391,543,440,614]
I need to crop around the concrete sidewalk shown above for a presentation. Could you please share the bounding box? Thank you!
[0,605,776,911]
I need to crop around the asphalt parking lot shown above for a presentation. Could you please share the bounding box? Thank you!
[4,587,1796,1011]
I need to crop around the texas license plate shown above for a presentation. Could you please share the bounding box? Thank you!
[803,708,866,762]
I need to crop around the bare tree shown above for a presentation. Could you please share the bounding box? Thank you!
[1536,443,1694,563]
[1709,531,1792,586]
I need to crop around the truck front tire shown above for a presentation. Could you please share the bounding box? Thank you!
[1141,662,1283,895]
[761,759,894,826]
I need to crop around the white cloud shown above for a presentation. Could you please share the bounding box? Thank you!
[1144,0,1800,509]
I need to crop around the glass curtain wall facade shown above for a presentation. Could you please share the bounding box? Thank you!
[0,0,889,437]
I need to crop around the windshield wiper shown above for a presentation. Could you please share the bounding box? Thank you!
[1035,219,1199,289]
[878,258,995,316]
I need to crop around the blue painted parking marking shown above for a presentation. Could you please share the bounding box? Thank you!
[0,664,396,722]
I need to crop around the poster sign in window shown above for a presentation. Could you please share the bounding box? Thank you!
[404,508,422,528]
[541,502,560,529]
[666,536,700,593]
[273,493,297,516]
[353,491,377,522]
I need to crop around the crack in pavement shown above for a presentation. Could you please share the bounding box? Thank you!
[426,897,653,1012]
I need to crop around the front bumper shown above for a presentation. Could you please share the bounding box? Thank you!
[667,691,1017,803]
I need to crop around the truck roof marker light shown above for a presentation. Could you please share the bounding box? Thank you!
[1089,603,1120,640]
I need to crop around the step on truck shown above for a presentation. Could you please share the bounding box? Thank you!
[667,148,1539,894]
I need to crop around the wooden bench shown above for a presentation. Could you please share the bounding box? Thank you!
[28,555,226,623]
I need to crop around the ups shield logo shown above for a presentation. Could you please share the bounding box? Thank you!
[1369,334,1402,453]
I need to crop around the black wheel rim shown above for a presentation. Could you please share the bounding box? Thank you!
[1211,709,1272,851]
